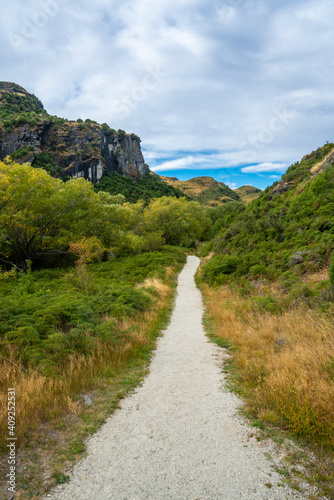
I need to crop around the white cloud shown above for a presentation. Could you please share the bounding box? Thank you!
[150,150,267,172]
[0,0,333,175]
[241,163,288,173]
[151,156,201,172]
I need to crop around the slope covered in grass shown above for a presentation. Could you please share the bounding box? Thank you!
[95,171,188,203]
[159,175,240,206]
[202,143,334,285]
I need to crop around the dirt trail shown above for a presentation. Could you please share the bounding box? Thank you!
[47,256,302,499]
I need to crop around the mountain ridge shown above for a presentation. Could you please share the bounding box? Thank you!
[158,175,241,205]
[158,175,262,205]
[0,82,149,182]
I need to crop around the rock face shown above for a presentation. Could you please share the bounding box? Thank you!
[268,181,295,200]
[0,82,149,182]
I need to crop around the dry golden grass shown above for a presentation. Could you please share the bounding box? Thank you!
[203,285,334,447]
[137,277,170,295]
[0,279,171,449]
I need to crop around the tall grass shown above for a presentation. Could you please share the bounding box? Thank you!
[0,274,173,448]
[203,285,334,448]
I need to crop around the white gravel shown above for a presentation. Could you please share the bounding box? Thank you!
[47,256,303,500]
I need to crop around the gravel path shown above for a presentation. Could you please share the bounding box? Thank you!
[48,256,302,500]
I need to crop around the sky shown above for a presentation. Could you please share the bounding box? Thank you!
[1,0,334,190]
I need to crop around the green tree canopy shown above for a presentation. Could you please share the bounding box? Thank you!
[0,160,135,268]
[141,197,212,246]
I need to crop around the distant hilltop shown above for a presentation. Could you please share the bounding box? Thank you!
[159,175,261,205]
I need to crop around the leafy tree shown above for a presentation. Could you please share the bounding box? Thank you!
[0,160,136,268]
[141,197,212,246]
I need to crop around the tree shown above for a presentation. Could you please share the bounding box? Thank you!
[0,160,136,268]
[68,237,104,294]
[141,197,212,246]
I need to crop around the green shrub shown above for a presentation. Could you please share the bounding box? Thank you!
[288,284,315,301]
[11,145,34,160]
[130,133,141,142]
[117,129,126,140]
[201,255,240,286]
[250,295,281,314]
[0,248,186,374]
[249,264,267,277]
[279,271,302,291]
[329,253,334,287]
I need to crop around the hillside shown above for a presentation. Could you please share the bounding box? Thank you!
[95,171,188,203]
[234,185,261,203]
[159,175,240,205]
[0,82,149,182]
[202,142,334,284]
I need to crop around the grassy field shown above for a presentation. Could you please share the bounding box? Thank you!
[199,268,334,498]
[0,247,186,498]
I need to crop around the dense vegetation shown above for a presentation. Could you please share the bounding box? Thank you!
[1,139,334,496]
[201,143,334,287]
[0,248,185,378]
[0,159,211,269]
[159,176,241,206]
[197,143,334,496]
[0,83,47,131]
[95,171,188,203]
[0,160,195,489]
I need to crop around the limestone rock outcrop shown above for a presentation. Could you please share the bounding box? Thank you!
[0,82,149,182]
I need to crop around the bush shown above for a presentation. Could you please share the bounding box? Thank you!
[117,129,126,140]
[329,253,334,287]
[250,295,281,314]
[0,248,186,373]
[11,145,34,160]
[201,255,240,286]
[249,264,267,277]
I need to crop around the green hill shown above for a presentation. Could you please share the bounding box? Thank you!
[159,175,240,205]
[202,142,334,284]
[0,82,45,121]
[234,185,261,203]
[95,171,189,204]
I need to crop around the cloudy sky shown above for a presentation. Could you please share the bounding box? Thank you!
[1,0,334,189]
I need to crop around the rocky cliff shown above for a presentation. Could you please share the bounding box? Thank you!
[0,82,149,182]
